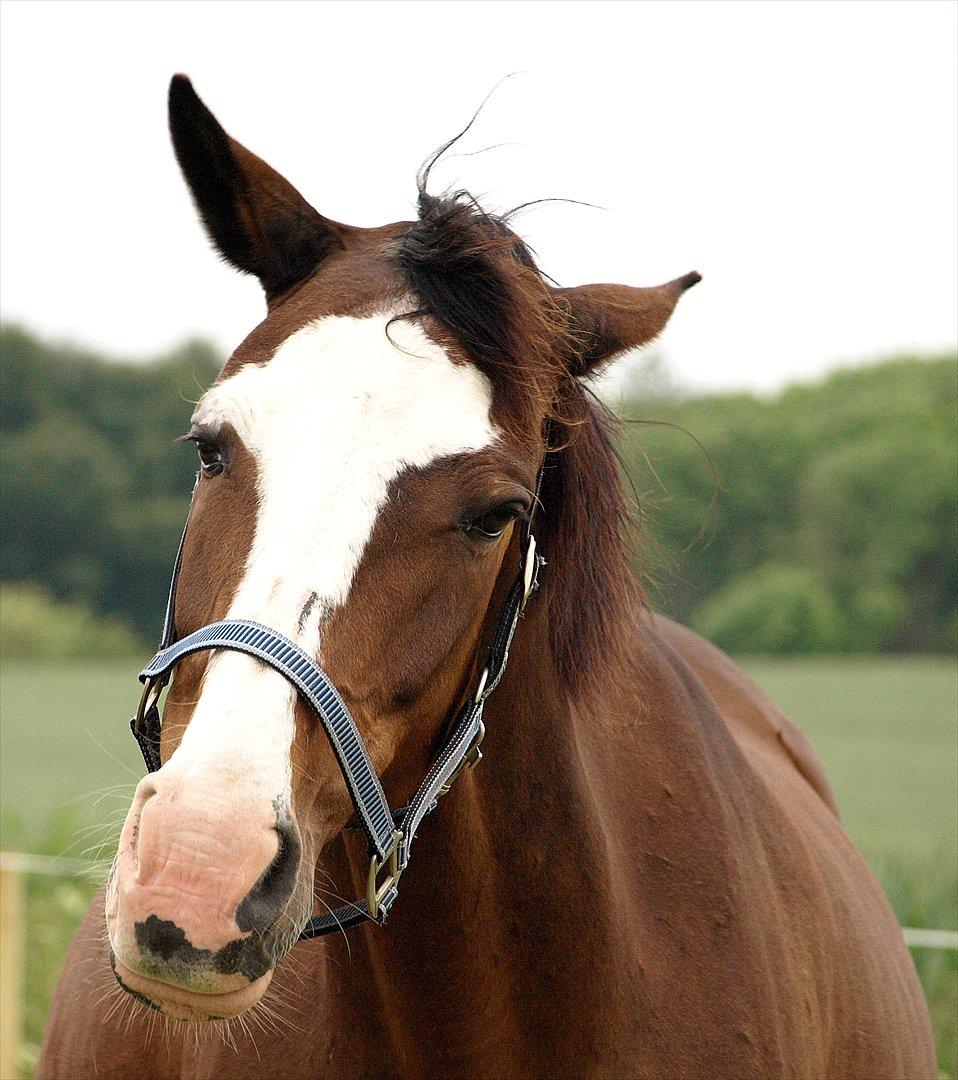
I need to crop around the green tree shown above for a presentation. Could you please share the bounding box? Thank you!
[0,323,220,641]
[692,564,845,654]
[621,355,957,654]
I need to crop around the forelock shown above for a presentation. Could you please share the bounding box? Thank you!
[393,191,577,434]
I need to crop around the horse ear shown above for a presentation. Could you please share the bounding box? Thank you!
[168,75,342,300]
[554,272,701,376]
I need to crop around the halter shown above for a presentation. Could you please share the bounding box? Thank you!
[129,454,547,940]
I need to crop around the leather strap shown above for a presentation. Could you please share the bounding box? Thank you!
[161,476,196,649]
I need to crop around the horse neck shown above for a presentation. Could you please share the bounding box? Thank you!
[320,595,642,1066]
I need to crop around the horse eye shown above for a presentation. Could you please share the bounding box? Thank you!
[464,504,522,542]
[196,439,224,476]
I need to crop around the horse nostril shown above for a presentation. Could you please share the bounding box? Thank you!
[125,777,159,876]
[235,814,302,935]
[135,775,158,802]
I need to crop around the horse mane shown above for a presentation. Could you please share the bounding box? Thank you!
[395,189,639,694]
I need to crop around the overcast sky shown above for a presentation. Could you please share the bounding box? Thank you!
[1,0,955,391]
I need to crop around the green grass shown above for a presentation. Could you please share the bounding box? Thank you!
[741,657,957,864]
[1,658,956,1076]
[0,660,143,841]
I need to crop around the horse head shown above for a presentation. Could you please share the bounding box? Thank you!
[106,74,698,1021]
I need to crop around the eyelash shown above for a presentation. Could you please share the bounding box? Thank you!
[180,431,225,476]
[462,502,528,542]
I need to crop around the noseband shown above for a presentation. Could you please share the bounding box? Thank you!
[130,456,547,940]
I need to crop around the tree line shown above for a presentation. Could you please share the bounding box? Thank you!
[1,322,954,654]
[620,353,956,653]
[1,324,219,650]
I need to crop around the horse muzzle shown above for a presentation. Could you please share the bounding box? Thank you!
[106,767,303,1020]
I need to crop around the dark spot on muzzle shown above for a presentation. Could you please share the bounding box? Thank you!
[298,591,319,632]
[134,914,273,982]
[298,592,331,633]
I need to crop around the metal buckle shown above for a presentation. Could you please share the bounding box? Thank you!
[435,718,486,801]
[473,667,489,704]
[366,829,403,920]
[521,535,539,610]
[464,718,485,768]
[133,676,164,737]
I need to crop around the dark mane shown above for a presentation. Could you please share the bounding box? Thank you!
[394,190,568,430]
[395,190,639,694]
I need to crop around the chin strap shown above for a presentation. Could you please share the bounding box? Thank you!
[130,450,548,940]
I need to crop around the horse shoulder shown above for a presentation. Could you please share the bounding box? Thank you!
[649,613,839,815]
[642,612,936,1077]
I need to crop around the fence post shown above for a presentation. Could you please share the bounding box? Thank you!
[0,860,24,1080]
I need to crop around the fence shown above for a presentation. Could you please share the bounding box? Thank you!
[1,852,105,1078]
[1,850,957,1076]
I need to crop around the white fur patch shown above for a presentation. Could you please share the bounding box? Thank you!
[169,314,497,798]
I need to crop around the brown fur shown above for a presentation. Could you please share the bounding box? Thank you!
[39,78,934,1079]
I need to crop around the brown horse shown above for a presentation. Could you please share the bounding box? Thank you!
[39,76,934,1079]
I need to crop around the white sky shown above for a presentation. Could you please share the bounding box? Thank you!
[1,0,955,391]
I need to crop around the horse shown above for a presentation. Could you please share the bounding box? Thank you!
[38,75,934,1079]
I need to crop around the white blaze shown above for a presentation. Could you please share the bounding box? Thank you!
[169,314,497,797]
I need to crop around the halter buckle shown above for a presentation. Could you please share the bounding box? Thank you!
[366,830,403,920]
[435,718,486,801]
[473,667,489,704]
[133,676,163,734]
[521,535,541,610]
[464,719,486,769]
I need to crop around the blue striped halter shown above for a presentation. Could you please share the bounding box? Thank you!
[130,463,546,940]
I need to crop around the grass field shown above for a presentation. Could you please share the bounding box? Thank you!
[1,657,956,1076]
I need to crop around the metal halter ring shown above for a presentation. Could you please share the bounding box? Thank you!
[366,829,403,920]
[134,677,165,739]
[473,667,489,703]
[521,535,539,608]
